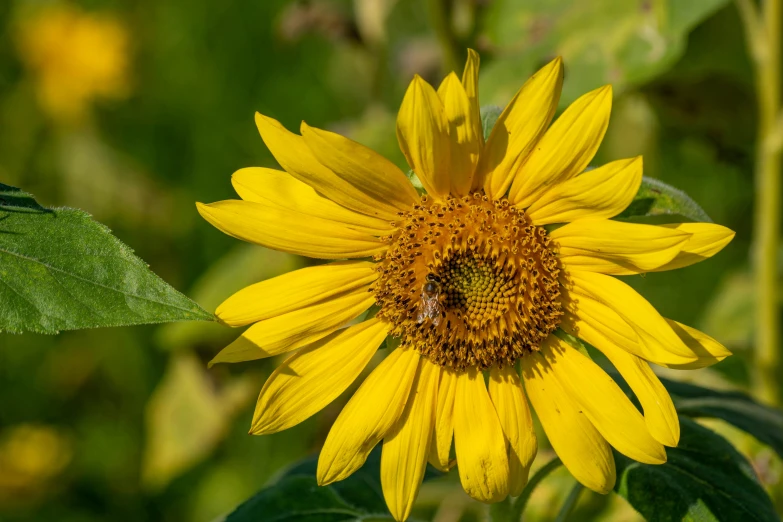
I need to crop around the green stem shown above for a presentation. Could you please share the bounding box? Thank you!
[427,0,460,74]
[553,482,584,522]
[738,0,782,405]
[509,457,563,521]
[488,496,513,522]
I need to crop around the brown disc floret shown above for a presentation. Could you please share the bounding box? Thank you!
[373,193,563,371]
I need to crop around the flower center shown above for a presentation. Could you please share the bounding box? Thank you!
[373,193,563,371]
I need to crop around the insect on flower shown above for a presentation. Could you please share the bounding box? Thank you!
[198,48,736,522]
[417,273,444,326]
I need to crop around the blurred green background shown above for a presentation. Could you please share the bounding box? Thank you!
[0,0,777,520]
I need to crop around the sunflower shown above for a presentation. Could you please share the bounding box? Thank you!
[15,4,130,122]
[197,50,734,521]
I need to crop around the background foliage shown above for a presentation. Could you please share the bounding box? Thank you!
[0,0,779,520]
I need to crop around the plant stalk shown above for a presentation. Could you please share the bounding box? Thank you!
[741,0,783,405]
[508,457,563,521]
[553,482,584,522]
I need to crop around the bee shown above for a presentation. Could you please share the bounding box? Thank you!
[417,273,444,326]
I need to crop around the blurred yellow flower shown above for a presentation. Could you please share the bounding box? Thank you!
[198,50,735,521]
[15,4,130,122]
[0,425,72,501]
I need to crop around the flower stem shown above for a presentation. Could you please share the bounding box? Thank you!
[738,0,783,405]
[553,482,584,522]
[508,456,563,521]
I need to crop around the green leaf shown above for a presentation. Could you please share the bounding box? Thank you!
[554,329,591,359]
[480,105,503,142]
[405,169,426,194]
[0,183,213,334]
[615,417,778,522]
[661,377,783,459]
[618,177,713,223]
[481,0,731,106]
[225,475,393,522]
[224,449,441,522]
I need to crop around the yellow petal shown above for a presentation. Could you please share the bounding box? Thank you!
[397,75,451,197]
[300,123,420,213]
[232,167,394,235]
[207,338,263,368]
[561,297,640,362]
[381,358,439,522]
[216,261,377,327]
[521,349,616,494]
[255,113,401,220]
[453,367,509,503]
[462,50,484,145]
[510,85,613,207]
[553,220,691,275]
[209,289,375,366]
[249,318,390,434]
[526,157,643,225]
[318,348,420,485]
[542,336,667,464]
[570,322,679,447]
[480,57,563,200]
[197,200,386,259]
[565,270,700,366]
[651,223,736,272]
[488,365,537,496]
[437,72,480,195]
[658,320,732,369]
[429,366,457,472]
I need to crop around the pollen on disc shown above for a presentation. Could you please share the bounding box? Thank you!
[372,193,563,371]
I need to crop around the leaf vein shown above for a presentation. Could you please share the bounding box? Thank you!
[0,246,203,316]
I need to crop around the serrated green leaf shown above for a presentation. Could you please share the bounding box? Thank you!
[480,105,503,142]
[0,183,213,334]
[661,378,783,459]
[615,418,778,522]
[224,449,440,522]
[618,177,713,223]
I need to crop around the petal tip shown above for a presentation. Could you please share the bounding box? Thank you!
[249,420,270,436]
[582,84,613,105]
[254,112,281,137]
[254,111,269,127]
[315,462,337,486]
[195,201,212,219]
[535,56,564,81]
[656,431,680,448]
